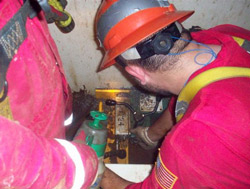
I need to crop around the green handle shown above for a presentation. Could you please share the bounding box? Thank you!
[90,111,107,129]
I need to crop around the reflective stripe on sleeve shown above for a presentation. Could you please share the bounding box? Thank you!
[55,139,85,189]
[64,113,73,126]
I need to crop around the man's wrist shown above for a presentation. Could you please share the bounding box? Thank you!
[146,127,162,142]
[143,127,158,146]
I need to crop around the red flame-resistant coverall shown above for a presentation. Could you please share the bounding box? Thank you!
[127,25,250,188]
[0,0,98,188]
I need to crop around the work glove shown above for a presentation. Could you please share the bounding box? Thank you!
[130,127,158,150]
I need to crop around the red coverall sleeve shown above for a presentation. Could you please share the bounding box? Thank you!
[0,116,98,188]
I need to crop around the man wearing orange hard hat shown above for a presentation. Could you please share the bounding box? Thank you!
[95,0,250,188]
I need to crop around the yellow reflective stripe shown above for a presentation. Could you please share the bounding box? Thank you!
[176,67,250,122]
[48,0,72,27]
[48,0,64,11]
[0,90,13,120]
[56,11,72,27]
[176,113,183,123]
[233,36,245,46]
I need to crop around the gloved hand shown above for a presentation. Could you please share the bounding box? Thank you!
[130,127,159,150]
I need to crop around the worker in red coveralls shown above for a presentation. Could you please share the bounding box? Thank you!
[0,0,98,188]
[95,0,250,188]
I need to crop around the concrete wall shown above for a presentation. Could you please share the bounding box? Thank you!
[48,0,250,94]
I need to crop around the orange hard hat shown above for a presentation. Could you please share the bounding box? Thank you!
[96,0,194,71]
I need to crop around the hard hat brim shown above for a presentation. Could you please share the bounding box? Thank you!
[98,10,194,71]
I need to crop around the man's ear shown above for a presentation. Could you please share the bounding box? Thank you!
[125,65,147,85]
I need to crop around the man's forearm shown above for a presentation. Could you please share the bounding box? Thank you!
[148,109,174,141]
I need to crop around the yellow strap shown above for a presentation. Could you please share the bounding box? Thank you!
[176,67,250,122]
[0,89,13,120]
[232,36,245,46]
